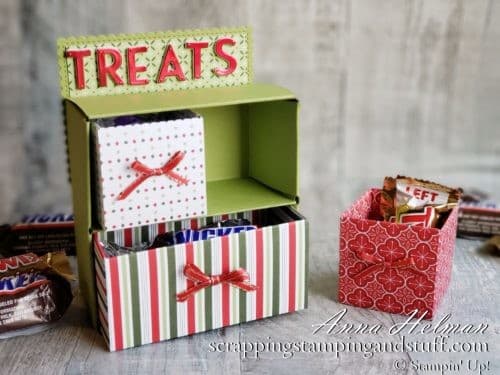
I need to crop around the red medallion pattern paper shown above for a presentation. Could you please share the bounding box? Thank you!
[339,189,458,319]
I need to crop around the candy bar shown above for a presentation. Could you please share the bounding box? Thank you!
[152,225,257,248]
[380,176,461,228]
[201,218,252,228]
[149,218,254,248]
[0,214,75,257]
[95,110,198,128]
[0,252,73,334]
[101,219,257,256]
[395,176,460,215]
[458,196,500,237]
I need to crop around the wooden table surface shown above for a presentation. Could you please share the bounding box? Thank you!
[0,223,498,374]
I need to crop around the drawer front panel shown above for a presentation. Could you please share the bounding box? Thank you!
[95,210,308,351]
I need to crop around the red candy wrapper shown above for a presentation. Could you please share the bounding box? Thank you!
[380,176,460,228]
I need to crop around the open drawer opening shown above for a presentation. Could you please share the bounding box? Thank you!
[89,99,298,232]
[95,206,305,254]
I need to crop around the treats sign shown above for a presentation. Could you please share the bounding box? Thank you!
[57,27,252,98]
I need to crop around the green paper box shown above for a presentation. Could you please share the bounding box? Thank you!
[59,27,308,350]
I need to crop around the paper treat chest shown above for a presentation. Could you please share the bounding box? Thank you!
[59,28,308,350]
[338,188,458,319]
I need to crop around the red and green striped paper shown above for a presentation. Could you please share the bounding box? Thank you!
[94,209,308,351]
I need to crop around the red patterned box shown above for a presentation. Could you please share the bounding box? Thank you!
[338,188,458,319]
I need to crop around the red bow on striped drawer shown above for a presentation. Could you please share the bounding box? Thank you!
[176,263,258,302]
[117,151,189,200]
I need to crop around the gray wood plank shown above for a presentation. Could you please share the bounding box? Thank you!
[0,0,23,222]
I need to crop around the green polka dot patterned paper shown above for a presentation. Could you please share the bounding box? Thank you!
[58,27,252,98]
[92,112,207,230]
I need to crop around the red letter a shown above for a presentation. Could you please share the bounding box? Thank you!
[157,45,186,83]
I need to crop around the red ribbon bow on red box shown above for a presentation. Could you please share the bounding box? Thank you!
[176,263,258,302]
[117,151,189,200]
[353,251,422,283]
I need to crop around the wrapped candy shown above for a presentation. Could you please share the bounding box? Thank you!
[102,218,257,255]
[0,252,73,335]
[380,176,461,228]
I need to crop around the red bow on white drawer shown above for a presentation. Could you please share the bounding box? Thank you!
[176,263,258,302]
[117,151,189,200]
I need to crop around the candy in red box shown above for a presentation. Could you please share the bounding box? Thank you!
[338,188,458,319]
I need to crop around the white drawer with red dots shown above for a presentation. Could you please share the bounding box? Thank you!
[92,110,207,230]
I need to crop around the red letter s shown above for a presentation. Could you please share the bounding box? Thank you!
[212,38,237,76]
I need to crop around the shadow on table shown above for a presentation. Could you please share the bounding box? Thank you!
[309,270,339,302]
[57,291,109,350]
[476,240,500,257]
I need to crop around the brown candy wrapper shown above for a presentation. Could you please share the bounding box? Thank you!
[380,175,461,228]
[380,177,396,220]
[486,236,500,252]
[0,252,73,334]
[457,191,500,237]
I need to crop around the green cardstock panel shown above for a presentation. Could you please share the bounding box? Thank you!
[65,101,95,325]
[198,104,248,181]
[68,83,294,118]
[248,100,298,199]
[57,27,252,98]
[206,179,295,215]
[64,82,299,325]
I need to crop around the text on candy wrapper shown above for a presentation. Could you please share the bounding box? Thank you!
[406,187,439,202]
[0,273,47,293]
[0,254,39,273]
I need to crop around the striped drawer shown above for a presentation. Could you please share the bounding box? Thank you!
[94,207,308,351]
